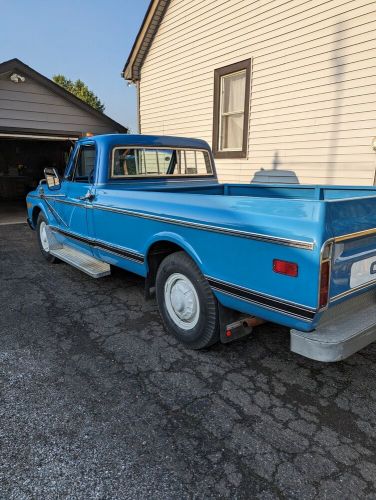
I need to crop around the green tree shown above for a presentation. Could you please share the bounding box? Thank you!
[53,74,105,112]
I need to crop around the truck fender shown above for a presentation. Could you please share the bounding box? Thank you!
[143,231,205,296]
[30,202,50,229]
[144,231,204,269]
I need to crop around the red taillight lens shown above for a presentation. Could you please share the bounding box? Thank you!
[319,260,330,308]
[273,259,298,277]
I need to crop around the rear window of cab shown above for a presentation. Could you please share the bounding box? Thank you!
[110,146,213,178]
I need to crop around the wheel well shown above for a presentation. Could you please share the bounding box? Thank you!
[32,207,41,227]
[146,240,185,296]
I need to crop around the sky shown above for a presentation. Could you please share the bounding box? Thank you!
[0,0,150,131]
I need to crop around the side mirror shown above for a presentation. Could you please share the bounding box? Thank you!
[44,167,61,190]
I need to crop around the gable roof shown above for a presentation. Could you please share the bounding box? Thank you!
[0,58,128,132]
[122,0,170,82]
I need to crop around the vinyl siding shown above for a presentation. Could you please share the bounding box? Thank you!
[0,77,116,135]
[139,0,376,185]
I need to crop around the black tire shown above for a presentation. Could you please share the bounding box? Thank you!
[156,251,219,349]
[36,212,57,263]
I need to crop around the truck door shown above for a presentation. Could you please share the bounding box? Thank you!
[53,143,96,255]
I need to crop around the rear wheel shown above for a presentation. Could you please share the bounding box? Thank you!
[36,213,57,263]
[156,251,219,349]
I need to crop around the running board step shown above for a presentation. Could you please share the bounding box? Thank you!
[50,245,111,278]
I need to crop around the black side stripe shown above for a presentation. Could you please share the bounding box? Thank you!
[207,277,316,321]
[51,227,144,264]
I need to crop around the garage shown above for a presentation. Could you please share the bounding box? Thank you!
[0,58,127,225]
[0,134,74,224]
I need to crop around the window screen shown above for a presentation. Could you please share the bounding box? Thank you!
[111,147,213,178]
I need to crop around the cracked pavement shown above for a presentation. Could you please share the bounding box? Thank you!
[1,224,376,498]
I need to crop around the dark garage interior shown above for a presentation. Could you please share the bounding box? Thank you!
[0,137,73,224]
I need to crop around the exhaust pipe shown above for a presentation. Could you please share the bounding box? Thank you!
[223,316,266,343]
[242,317,266,328]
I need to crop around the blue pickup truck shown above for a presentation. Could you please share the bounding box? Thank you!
[26,134,376,361]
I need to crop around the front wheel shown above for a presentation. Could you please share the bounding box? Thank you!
[36,213,57,263]
[156,251,219,349]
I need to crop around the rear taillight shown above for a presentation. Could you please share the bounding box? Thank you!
[319,260,330,309]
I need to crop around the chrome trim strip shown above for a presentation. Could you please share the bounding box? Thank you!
[317,241,333,312]
[331,279,376,302]
[213,287,313,321]
[96,178,217,187]
[51,227,144,264]
[206,276,316,309]
[31,194,314,249]
[323,228,376,304]
[92,203,315,250]
[42,198,68,228]
[41,193,67,198]
[206,276,316,321]
[95,179,218,188]
[94,236,144,263]
[110,146,214,179]
[334,227,376,243]
[94,245,143,264]
[48,197,83,208]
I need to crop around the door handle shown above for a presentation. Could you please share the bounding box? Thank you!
[79,192,95,202]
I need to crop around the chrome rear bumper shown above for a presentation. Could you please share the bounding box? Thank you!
[290,289,376,362]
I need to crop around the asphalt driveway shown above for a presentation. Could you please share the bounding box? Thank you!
[1,224,376,499]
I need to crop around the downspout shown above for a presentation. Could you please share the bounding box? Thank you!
[121,67,140,134]
[136,80,141,134]
[372,137,376,185]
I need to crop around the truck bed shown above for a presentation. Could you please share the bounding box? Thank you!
[142,182,376,201]
[98,180,376,307]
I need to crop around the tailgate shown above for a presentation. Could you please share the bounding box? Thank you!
[326,196,376,301]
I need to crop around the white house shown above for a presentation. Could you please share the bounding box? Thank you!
[123,0,376,185]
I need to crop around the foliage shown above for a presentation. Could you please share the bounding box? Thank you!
[53,74,105,112]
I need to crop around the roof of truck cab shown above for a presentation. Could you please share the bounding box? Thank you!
[81,134,211,151]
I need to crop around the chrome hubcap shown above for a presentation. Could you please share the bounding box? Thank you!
[164,273,200,330]
[39,221,50,252]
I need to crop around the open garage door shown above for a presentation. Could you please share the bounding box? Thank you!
[0,133,76,225]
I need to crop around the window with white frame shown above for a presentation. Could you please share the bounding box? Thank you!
[213,59,251,158]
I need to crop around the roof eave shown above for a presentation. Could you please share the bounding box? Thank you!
[122,0,170,82]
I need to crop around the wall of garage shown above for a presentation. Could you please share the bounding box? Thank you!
[0,77,116,136]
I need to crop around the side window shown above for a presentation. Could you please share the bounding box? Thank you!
[111,147,213,178]
[212,58,252,159]
[72,145,96,182]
